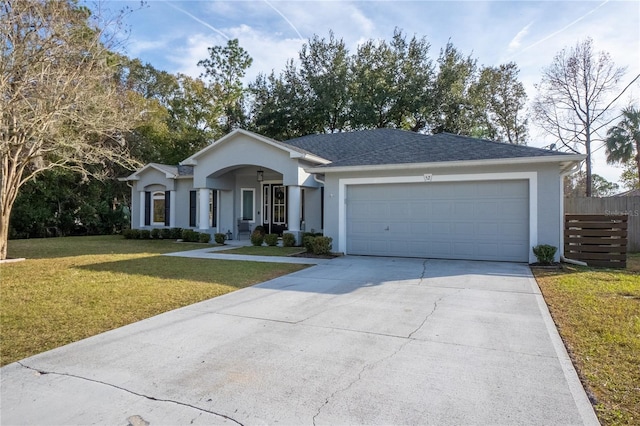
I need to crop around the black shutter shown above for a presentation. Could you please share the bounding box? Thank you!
[211,190,217,227]
[164,191,171,226]
[144,191,151,226]
[189,191,197,227]
[320,187,324,229]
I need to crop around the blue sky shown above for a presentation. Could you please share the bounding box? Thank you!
[106,0,640,186]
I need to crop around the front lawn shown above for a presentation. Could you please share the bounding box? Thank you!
[533,253,640,425]
[1,236,306,366]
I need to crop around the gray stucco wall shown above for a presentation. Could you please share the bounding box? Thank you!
[322,162,565,263]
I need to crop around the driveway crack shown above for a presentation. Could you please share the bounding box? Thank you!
[17,362,244,426]
[312,338,413,425]
[408,290,461,339]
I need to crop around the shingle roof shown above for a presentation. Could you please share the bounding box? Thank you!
[148,163,178,176]
[285,129,573,167]
[177,165,194,176]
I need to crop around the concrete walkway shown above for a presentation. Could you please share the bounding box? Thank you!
[1,257,598,425]
[163,244,330,265]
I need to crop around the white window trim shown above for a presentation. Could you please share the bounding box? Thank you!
[151,191,166,226]
[338,172,538,263]
[240,188,256,223]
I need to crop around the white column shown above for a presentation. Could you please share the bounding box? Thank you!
[169,190,176,228]
[139,191,145,228]
[287,185,302,233]
[198,188,210,230]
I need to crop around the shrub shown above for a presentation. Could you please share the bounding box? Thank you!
[282,233,296,247]
[182,229,198,242]
[150,228,161,239]
[170,227,183,239]
[265,233,279,246]
[129,229,140,239]
[214,233,226,244]
[250,230,264,246]
[253,225,266,236]
[161,228,172,239]
[122,229,135,239]
[139,229,151,240]
[198,232,211,243]
[303,235,316,252]
[311,236,332,255]
[532,244,557,265]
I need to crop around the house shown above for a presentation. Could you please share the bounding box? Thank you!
[122,128,584,263]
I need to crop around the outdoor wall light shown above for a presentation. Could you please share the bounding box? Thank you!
[257,170,264,182]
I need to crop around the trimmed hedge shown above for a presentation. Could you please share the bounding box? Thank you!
[282,233,296,247]
[214,233,226,244]
[311,236,332,255]
[265,233,279,246]
[250,230,264,246]
[161,228,172,239]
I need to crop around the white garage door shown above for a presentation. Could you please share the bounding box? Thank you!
[346,180,529,261]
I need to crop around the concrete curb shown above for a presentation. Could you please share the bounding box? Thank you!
[526,270,601,426]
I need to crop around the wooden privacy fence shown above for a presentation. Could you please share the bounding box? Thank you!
[564,196,639,252]
[564,214,627,268]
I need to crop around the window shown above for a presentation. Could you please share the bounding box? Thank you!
[272,185,286,224]
[241,188,254,222]
[152,192,165,225]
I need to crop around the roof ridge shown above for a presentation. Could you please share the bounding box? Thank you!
[438,132,559,154]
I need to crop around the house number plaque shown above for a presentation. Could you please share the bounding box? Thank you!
[423,174,433,182]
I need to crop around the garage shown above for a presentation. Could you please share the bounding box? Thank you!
[346,180,529,262]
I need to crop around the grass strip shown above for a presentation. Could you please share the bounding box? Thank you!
[533,253,639,425]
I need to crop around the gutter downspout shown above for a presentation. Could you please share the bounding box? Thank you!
[560,162,584,265]
[313,174,325,185]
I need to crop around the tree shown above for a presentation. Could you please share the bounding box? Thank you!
[619,159,639,190]
[299,32,352,133]
[533,38,626,197]
[564,172,619,197]
[197,39,253,133]
[247,30,527,142]
[430,42,477,134]
[472,63,528,144]
[249,61,317,140]
[350,30,433,130]
[605,105,640,187]
[0,0,142,259]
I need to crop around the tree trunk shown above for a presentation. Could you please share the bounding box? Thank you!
[585,132,592,197]
[0,209,10,260]
[1,156,21,261]
[636,140,640,188]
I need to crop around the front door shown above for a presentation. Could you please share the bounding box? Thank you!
[262,183,287,235]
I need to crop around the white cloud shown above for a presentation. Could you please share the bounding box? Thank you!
[508,22,533,51]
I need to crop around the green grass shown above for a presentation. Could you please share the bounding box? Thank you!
[1,236,306,366]
[221,245,305,257]
[533,253,640,426]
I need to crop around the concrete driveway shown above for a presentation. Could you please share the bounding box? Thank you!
[1,257,598,425]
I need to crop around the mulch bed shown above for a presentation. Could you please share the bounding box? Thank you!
[290,252,339,259]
